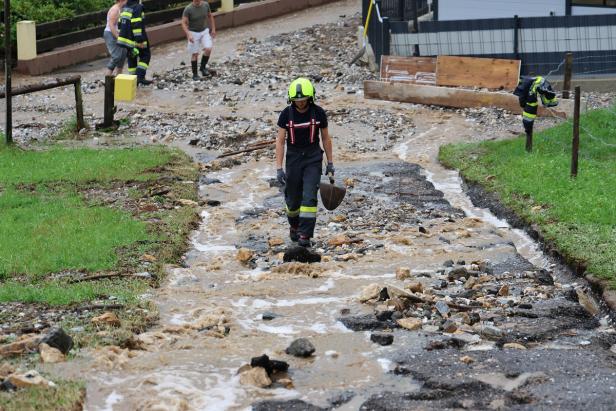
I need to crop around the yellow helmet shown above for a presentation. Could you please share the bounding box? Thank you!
[288,78,315,103]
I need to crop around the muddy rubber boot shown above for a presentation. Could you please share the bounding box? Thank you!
[289,227,299,242]
[298,236,311,248]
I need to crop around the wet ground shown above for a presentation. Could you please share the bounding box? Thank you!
[2,0,615,409]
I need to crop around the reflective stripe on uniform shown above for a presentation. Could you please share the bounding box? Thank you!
[120,11,132,18]
[285,206,300,217]
[299,206,317,218]
[131,17,142,23]
[128,68,137,74]
[527,102,538,107]
[117,37,135,47]
[523,112,537,119]
[132,29,143,35]
[138,61,149,69]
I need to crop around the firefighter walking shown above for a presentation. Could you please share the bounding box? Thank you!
[514,75,558,150]
[276,78,334,248]
[118,0,153,86]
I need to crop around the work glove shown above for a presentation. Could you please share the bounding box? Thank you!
[276,168,286,185]
[132,48,139,57]
[325,162,335,177]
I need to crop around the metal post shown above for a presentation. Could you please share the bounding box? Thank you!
[382,17,390,58]
[4,0,13,144]
[513,15,520,61]
[74,79,85,131]
[562,52,573,99]
[397,0,404,20]
[411,0,420,56]
[571,86,580,178]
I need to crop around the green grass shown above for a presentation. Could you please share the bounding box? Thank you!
[0,145,172,185]
[0,145,198,304]
[0,379,84,411]
[0,187,148,279]
[0,279,148,306]
[439,107,616,288]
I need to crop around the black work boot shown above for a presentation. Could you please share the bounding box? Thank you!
[298,236,311,248]
[137,78,153,86]
[289,226,299,242]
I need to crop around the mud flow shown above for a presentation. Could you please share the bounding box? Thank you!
[12,0,614,409]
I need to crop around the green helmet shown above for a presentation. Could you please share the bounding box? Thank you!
[288,78,315,103]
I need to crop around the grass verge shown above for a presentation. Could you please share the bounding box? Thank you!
[439,107,616,289]
[0,380,85,411]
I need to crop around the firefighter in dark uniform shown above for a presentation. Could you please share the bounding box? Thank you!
[514,76,558,141]
[276,78,334,248]
[117,0,152,86]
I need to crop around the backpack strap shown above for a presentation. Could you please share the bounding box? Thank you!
[288,105,295,145]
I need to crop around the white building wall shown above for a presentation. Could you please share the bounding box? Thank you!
[572,6,616,15]
[438,0,565,21]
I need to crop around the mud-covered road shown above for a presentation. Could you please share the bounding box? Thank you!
[6,0,616,409]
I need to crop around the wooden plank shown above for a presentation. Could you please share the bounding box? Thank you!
[380,55,436,81]
[435,56,521,91]
[363,80,572,118]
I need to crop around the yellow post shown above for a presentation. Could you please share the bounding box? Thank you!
[16,21,37,60]
[220,0,233,12]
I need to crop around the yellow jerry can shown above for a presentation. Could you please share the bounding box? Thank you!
[114,74,137,102]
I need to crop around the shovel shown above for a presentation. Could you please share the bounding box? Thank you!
[320,174,346,211]
[349,0,374,66]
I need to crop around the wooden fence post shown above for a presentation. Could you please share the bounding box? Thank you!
[562,52,573,99]
[74,79,85,131]
[571,86,580,177]
[103,75,115,128]
[4,0,13,145]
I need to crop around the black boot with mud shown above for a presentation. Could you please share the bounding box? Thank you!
[283,246,321,263]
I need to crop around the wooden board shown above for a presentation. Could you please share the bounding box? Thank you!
[380,56,437,82]
[436,56,521,91]
[363,80,572,118]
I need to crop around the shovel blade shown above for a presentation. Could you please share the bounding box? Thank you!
[320,182,346,211]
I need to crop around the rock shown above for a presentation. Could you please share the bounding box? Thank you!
[0,335,41,358]
[239,366,272,388]
[0,363,15,379]
[343,178,355,187]
[261,312,280,321]
[339,314,397,331]
[177,199,198,207]
[397,317,422,331]
[460,355,475,364]
[443,259,455,267]
[359,283,382,303]
[8,370,53,388]
[464,277,478,289]
[503,343,527,350]
[38,343,66,363]
[378,287,390,301]
[448,267,470,281]
[418,226,428,234]
[396,267,411,280]
[330,215,347,223]
[141,253,157,262]
[405,281,423,293]
[480,325,504,340]
[91,312,121,327]
[435,300,450,317]
[534,269,554,285]
[40,328,73,355]
[206,199,222,206]
[283,246,321,263]
[0,379,17,392]
[236,248,254,263]
[576,288,600,316]
[328,234,354,247]
[268,237,284,247]
[370,332,394,346]
[286,338,315,357]
[468,312,481,325]
[250,354,289,375]
[498,285,510,296]
[442,320,458,333]
[253,400,326,411]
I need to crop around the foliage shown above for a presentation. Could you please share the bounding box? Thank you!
[439,107,616,288]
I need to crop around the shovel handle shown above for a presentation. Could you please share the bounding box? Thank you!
[326,172,334,184]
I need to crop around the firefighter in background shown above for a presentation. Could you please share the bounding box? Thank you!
[276,78,335,248]
[514,76,558,143]
[118,0,153,86]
